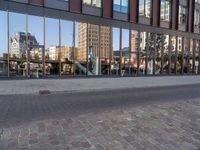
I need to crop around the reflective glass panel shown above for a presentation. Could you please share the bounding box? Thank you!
[130,30,139,76]
[155,34,162,75]
[45,17,59,76]
[139,32,147,75]
[87,23,100,76]
[0,11,8,77]
[170,36,176,74]
[148,32,154,75]
[28,15,44,78]
[60,20,74,76]
[9,12,27,77]
[163,34,169,74]
[111,28,120,76]
[177,37,183,74]
[100,25,111,76]
[75,22,87,76]
[121,29,129,76]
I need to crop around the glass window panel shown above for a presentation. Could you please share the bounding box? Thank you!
[83,0,92,5]
[9,12,27,77]
[45,17,59,76]
[170,36,176,74]
[0,11,8,77]
[139,32,147,75]
[195,40,200,74]
[189,39,193,73]
[113,0,128,13]
[121,29,129,76]
[145,0,151,18]
[139,0,145,16]
[130,30,139,76]
[155,34,162,75]
[179,5,188,25]
[160,0,171,22]
[121,0,128,13]
[75,22,87,76]
[28,15,44,78]
[87,23,100,76]
[60,20,74,76]
[194,10,200,28]
[100,25,111,76]
[111,28,120,76]
[163,34,169,74]
[177,37,183,74]
[183,38,189,74]
[148,32,154,75]
[113,0,121,12]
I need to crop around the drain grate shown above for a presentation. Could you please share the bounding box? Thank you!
[0,129,3,138]
[39,90,51,95]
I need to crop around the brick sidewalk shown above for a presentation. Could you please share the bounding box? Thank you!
[0,97,200,150]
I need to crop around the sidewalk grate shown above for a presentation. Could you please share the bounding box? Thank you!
[39,90,51,95]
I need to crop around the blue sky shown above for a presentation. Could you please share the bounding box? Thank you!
[0,11,129,53]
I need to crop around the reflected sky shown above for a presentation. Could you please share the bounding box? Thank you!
[0,11,130,53]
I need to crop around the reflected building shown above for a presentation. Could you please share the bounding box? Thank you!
[77,23,111,62]
[9,32,44,59]
[0,0,200,78]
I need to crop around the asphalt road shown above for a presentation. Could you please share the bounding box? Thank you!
[0,84,200,128]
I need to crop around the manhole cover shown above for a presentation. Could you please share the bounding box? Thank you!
[39,90,51,95]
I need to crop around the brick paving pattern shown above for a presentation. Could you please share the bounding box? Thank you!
[0,97,200,150]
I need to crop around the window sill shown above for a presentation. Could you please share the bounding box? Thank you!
[82,5,102,16]
[113,11,128,21]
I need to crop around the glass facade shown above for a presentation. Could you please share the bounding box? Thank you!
[0,8,199,79]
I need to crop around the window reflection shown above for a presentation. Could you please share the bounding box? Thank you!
[170,36,176,74]
[195,40,200,74]
[130,30,139,76]
[148,33,154,75]
[87,23,100,76]
[155,34,162,75]
[113,0,128,13]
[100,25,111,76]
[60,20,74,76]
[183,38,189,74]
[111,28,120,76]
[28,15,44,78]
[0,11,8,77]
[177,37,183,74]
[75,22,87,76]
[189,39,193,73]
[163,34,170,74]
[9,12,27,77]
[83,0,102,7]
[45,17,59,76]
[139,32,147,75]
[160,0,171,22]
[139,0,151,18]
[121,29,129,76]
[179,4,188,31]
[160,0,171,28]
